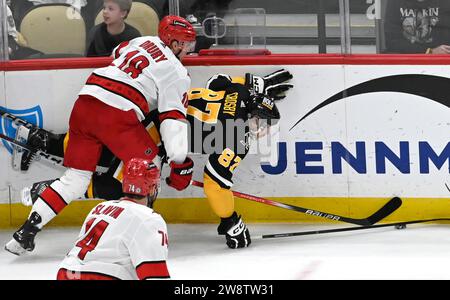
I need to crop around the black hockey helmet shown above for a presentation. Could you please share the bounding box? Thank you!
[247,94,280,139]
[205,73,233,91]
[248,94,280,123]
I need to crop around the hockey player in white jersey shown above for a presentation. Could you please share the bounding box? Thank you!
[5,15,196,256]
[57,157,170,280]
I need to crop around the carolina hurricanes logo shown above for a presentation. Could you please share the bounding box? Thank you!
[181,92,188,109]
[145,148,153,156]
[173,20,187,28]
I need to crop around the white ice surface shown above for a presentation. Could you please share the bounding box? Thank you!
[1,223,450,280]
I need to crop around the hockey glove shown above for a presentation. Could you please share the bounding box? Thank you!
[224,213,251,249]
[245,69,293,100]
[166,157,194,191]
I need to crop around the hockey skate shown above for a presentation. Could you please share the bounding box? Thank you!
[218,212,236,235]
[217,212,251,249]
[21,179,55,206]
[217,211,243,234]
[4,212,42,255]
[12,125,49,171]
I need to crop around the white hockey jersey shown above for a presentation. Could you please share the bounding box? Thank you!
[79,36,190,122]
[58,199,169,280]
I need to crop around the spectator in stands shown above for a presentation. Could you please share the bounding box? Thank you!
[384,0,450,54]
[86,0,140,57]
[6,3,43,59]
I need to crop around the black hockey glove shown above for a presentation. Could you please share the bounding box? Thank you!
[245,69,294,100]
[222,212,251,249]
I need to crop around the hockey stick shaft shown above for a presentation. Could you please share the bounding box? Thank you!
[0,132,64,166]
[0,108,64,165]
[0,109,36,130]
[191,180,402,226]
[0,132,110,174]
[1,110,112,172]
[255,218,450,239]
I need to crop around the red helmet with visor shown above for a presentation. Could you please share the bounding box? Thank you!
[158,15,197,52]
[122,158,160,205]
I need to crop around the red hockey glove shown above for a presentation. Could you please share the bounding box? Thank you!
[166,157,194,191]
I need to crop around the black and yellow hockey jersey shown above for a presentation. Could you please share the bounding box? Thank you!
[186,82,252,189]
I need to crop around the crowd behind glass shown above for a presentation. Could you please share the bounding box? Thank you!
[2,0,450,60]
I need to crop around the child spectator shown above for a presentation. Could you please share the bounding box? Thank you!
[86,0,140,57]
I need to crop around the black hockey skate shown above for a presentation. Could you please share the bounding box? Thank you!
[217,212,251,249]
[5,212,42,255]
[217,211,240,235]
[13,125,49,171]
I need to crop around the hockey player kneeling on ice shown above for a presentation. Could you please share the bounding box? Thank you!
[57,158,170,280]
[8,70,292,250]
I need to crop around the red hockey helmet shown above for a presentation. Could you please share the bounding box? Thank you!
[158,15,196,51]
[122,158,160,201]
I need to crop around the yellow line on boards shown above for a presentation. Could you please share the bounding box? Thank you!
[0,197,449,228]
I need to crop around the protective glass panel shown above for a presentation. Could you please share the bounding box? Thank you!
[2,0,10,61]
[347,0,377,54]
[178,0,344,54]
[2,0,391,59]
[232,8,267,50]
[5,0,166,60]
[197,8,267,54]
[7,0,92,59]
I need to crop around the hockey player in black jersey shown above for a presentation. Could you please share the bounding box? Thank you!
[7,70,293,250]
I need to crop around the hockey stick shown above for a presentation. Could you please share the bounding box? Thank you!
[255,218,450,239]
[0,108,37,130]
[191,180,402,226]
[0,109,64,166]
[0,110,112,172]
[0,132,111,173]
[0,132,64,166]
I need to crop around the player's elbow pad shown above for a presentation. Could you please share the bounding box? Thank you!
[160,119,188,164]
